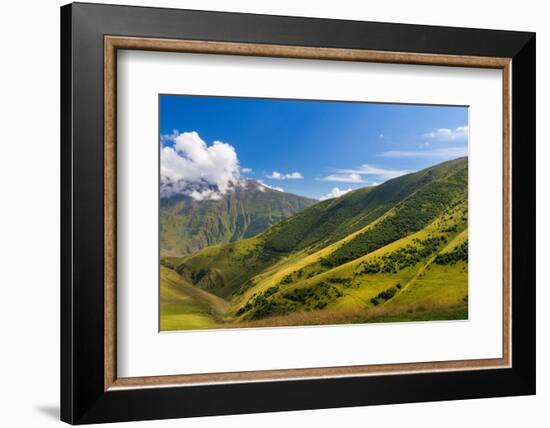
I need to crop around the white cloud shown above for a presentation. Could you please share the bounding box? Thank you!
[267,171,303,180]
[257,180,284,192]
[188,189,223,201]
[423,125,468,142]
[319,163,408,184]
[378,146,468,159]
[335,164,408,180]
[160,131,241,200]
[320,187,353,201]
[319,173,366,183]
[241,167,253,174]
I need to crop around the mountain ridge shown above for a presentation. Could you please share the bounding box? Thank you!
[160,179,316,256]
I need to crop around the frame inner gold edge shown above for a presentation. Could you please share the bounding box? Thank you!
[104,35,513,391]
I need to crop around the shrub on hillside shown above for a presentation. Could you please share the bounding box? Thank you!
[434,240,468,265]
[327,277,352,287]
[356,236,447,275]
[282,282,343,309]
[280,274,294,285]
[369,285,400,307]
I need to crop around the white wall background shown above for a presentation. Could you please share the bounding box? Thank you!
[0,0,546,426]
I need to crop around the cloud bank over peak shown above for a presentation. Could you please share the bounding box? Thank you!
[257,180,284,192]
[160,131,241,200]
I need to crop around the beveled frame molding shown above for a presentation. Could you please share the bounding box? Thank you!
[104,36,512,392]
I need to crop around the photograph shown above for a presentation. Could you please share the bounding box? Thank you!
[159,95,469,331]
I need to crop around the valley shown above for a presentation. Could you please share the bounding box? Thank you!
[160,157,469,330]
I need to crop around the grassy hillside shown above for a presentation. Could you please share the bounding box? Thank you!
[230,200,468,324]
[160,265,230,331]
[262,157,467,254]
[160,157,469,330]
[160,180,316,256]
[320,162,467,267]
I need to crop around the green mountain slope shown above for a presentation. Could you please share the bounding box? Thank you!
[320,161,467,267]
[160,265,230,330]
[160,157,469,330]
[263,156,467,254]
[160,180,316,256]
[229,198,468,325]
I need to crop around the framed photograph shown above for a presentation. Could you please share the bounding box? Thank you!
[61,2,536,424]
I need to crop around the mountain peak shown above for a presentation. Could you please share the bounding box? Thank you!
[160,179,316,256]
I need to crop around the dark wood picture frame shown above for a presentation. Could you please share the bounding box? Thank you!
[61,2,536,424]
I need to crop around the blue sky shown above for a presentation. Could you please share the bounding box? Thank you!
[159,95,468,200]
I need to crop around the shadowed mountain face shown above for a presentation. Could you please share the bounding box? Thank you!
[160,157,469,330]
[160,180,317,256]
